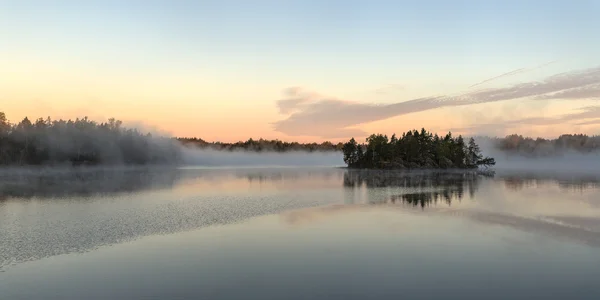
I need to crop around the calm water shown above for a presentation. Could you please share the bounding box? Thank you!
[1,166,600,299]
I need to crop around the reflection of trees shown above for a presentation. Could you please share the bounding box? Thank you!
[388,190,464,208]
[343,169,489,208]
[239,169,339,184]
[0,167,181,199]
[499,172,600,191]
[503,177,527,191]
[243,172,285,183]
[0,167,343,200]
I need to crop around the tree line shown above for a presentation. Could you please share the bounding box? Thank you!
[7,110,596,167]
[342,128,496,169]
[481,134,600,156]
[0,112,180,166]
[178,137,343,152]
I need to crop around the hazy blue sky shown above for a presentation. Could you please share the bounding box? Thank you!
[2,0,599,140]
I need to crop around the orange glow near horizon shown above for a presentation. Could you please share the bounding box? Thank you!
[3,59,600,142]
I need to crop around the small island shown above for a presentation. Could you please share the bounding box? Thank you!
[342,128,495,169]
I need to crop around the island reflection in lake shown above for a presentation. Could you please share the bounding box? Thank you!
[1,167,600,299]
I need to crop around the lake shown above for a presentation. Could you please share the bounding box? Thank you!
[1,166,600,299]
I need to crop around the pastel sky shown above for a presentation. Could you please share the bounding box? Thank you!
[1,0,600,142]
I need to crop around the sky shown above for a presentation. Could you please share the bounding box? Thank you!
[1,0,600,142]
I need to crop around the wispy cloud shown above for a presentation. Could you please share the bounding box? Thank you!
[273,66,600,138]
[534,83,600,100]
[469,60,557,88]
[576,118,600,126]
[453,106,600,135]
[275,87,314,114]
[469,68,528,88]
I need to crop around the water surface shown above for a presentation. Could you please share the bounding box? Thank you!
[1,167,600,299]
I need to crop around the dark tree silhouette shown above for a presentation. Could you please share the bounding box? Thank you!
[342,128,495,169]
[0,112,180,166]
[342,138,359,165]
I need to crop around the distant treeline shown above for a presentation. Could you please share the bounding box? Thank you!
[4,110,600,167]
[342,129,495,169]
[0,112,180,166]
[480,134,600,156]
[178,137,343,152]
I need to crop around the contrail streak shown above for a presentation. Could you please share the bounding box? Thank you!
[469,60,558,88]
[470,68,527,88]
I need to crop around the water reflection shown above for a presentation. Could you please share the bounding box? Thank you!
[497,171,600,191]
[0,167,180,200]
[342,169,600,209]
[2,166,600,271]
[3,207,600,300]
[343,170,487,208]
[343,169,488,189]
[0,167,342,200]
[388,191,462,208]
[2,167,599,201]
[0,167,346,269]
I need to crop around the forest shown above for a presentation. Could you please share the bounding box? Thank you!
[341,128,496,169]
[0,112,180,166]
[0,112,341,166]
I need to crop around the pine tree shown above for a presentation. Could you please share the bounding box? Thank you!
[466,137,482,168]
[342,138,358,166]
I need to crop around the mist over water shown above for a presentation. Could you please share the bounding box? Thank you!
[476,137,600,173]
[180,147,344,167]
[175,135,600,173]
[493,152,600,173]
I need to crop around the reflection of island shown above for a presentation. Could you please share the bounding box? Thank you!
[343,169,488,189]
[343,170,488,208]
[387,190,465,208]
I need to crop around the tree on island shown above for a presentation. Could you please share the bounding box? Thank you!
[342,138,359,166]
[342,128,496,169]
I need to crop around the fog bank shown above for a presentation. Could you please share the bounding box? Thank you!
[477,137,600,173]
[181,147,344,167]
